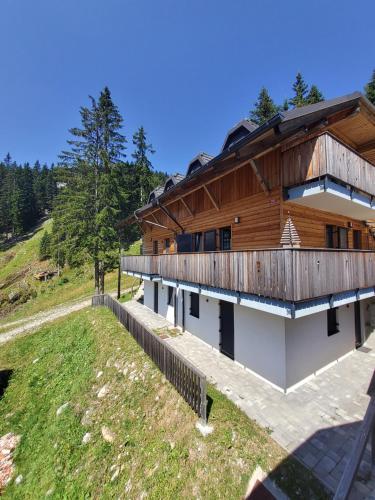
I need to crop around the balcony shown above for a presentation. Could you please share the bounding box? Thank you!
[283,133,375,219]
[121,249,375,303]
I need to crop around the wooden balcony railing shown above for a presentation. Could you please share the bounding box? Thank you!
[121,249,375,302]
[282,132,375,197]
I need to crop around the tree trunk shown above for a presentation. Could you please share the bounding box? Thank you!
[99,262,105,294]
[117,240,121,299]
[94,259,100,295]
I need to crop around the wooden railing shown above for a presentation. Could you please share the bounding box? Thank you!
[282,132,375,196]
[334,398,375,500]
[121,248,375,302]
[92,294,207,421]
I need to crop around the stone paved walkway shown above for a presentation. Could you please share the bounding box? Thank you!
[124,300,375,499]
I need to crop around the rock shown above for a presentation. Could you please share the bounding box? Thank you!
[101,426,115,443]
[82,433,91,444]
[46,487,54,496]
[97,384,110,398]
[96,371,103,379]
[8,291,20,303]
[56,402,69,416]
[195,420,214,437]
[15,474,23,485]
[81,408,94,426]
[0,433,21,490]
[111,468,119,482]
[169,441,175,450]
[32,358,40,364]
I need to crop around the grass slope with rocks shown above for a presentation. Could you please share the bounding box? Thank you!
[0,307,328,499]
[0,221,140,326]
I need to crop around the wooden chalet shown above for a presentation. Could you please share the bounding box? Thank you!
[121,92,375,392]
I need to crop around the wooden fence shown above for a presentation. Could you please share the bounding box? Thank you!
[334,398,375,499]
[92,294,207,421]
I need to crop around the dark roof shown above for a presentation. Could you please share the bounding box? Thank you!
[221,119,258,151]
[147,185,164,203]
[129,91,373,221]
[164,173,185,192]
[186,152,214,176]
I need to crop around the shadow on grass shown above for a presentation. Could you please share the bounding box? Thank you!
[0,369,13,399]
[0,218,46,252]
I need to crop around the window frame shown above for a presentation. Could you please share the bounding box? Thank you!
[220,227,232,251]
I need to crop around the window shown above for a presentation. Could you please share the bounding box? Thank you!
[220,227,231,251]
[168,286,174,306]
[327,308,339,336]
[353,230,362,249]
[165,238,170,253]
[193,232,202,252]
[176,233,193,253]
[204,230,216,251]
[153,240,159,255]
[326,225,348,249]
[190,292,199,318]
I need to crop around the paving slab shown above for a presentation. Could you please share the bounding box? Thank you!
[123,299,375,499]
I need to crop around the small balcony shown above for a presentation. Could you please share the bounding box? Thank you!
[121,249,375,303]
[283,133,375,219]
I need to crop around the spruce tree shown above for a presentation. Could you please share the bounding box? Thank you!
[56,87,126,293]
[39,231,52,260]
[365,69,375,105]
[289,72,309,108]
[250,87,278,125]
[132,126,155,205]
[307,85,324,104]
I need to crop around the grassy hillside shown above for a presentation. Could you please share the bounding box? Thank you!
[0,307,327,499]
[0,221,140,325]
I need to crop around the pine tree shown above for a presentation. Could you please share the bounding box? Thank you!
[39,231,52,260]
[132,126,155,205]
[289,72,309,108]
[307,85,324,104]
[365,69,375,105]
[250,87,278,125]
[56,87,126,293]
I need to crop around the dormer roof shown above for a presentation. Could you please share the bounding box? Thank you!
[186,152,214,177]
[221,119,258,151]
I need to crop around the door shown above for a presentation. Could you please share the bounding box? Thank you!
[354,301,362,348]
[154,282,158,314]
[219,301,234,360]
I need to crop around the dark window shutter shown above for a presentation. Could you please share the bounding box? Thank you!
[204,230,216,251]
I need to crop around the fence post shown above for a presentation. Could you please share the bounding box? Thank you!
[200,378,207,423]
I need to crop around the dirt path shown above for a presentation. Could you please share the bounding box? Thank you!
[0,289,132,345]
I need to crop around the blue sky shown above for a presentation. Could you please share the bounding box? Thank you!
[0,0,374,174]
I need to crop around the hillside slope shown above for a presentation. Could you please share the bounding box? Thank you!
[0,221,139,325]
[0,307,327,499]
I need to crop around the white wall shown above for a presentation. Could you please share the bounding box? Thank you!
[183,293,220,350]
[285,304,355,388]
[158,284,175,324]
[362,298,375,342]
[234,305,286,389]
[144,280,154,310]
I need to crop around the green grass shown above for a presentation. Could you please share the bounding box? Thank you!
[0,221,141,326]
[0,308,328,499]
[0,220,51,284]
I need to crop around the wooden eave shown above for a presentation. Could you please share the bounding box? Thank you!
[120,93,375,226]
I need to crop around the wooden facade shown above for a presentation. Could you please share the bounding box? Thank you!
[123,99,375,302]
